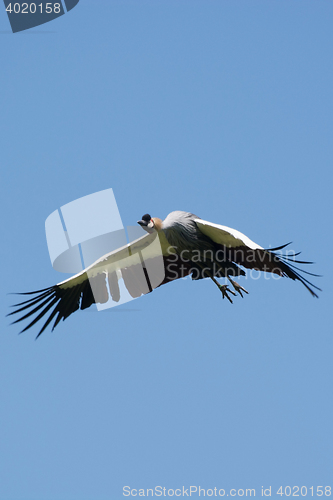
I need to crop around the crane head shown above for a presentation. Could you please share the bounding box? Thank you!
[137,213,154,233]
[137,214,163,233]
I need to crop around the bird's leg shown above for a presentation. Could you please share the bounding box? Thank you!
[210,276,236,303]
[228,278,249,298]
[195,261,236,303]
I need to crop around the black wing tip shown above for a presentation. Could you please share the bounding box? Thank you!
[267,245,322,299]
[266,242,293,252]
[309,287,321,298]
[8,287,60,338]
[8,280,89,337]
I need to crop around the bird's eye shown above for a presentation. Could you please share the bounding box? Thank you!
[142,213,151,222]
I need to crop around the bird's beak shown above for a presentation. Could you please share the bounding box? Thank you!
[137,220,148,227]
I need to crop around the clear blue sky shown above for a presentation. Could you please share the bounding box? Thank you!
[1,2,332,499]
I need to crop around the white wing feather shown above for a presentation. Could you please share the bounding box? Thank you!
[195,219,263,250]
[58,230,172,289]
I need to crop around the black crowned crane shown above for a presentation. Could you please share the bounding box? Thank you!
[9,211,320,338]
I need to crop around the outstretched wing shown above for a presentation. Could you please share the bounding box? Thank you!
[8,231,189,338]
[195,219,321,298]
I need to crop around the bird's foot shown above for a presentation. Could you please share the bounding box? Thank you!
[219,284,236,303]
[229,279,249,298]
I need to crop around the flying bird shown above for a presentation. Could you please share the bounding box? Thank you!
[8,211,320,338]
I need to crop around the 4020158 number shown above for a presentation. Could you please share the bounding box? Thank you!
[5,3,61,14]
